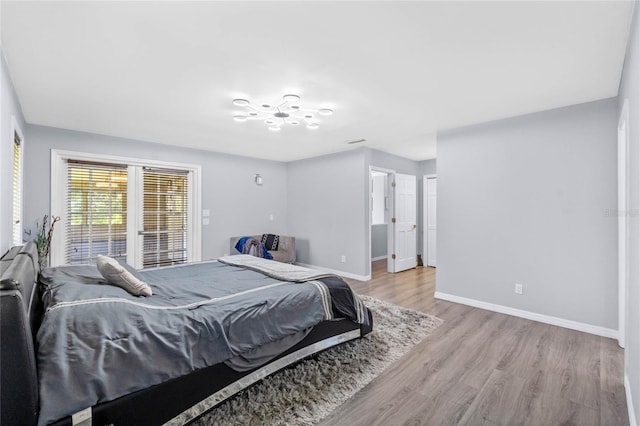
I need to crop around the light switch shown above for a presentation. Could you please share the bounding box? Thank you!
[202,218,210,225]
[202,209,210,217]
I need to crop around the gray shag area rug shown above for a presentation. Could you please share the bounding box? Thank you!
[183,296,442,426]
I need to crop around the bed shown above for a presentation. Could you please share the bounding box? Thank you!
[0,242,372,426]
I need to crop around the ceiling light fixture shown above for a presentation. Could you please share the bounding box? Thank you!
[232,94,333,131]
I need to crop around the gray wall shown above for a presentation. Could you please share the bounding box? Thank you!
[619,1,640,420]
[369,149,420,176]
[437,98,619,330]
[419,158,436,176]
[287,149,368,277]
[1,49,26,254]
[24,125,289,261]
[287,147,428,278]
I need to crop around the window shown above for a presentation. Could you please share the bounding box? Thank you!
[50,151,201,268]
[66,161,128,264]
[12,132,23,245]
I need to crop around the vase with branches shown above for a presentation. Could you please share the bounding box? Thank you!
[35,214,60,269]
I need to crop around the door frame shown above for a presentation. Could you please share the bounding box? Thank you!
[423,174,436,267]
[617,99,629,349]
[368,166,395,274]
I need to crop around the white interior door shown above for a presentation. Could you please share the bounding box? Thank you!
[425,176,437,267]
[392,173,417,272]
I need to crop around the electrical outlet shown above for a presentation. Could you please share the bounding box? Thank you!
[515,283,523,295]
[341,255,346,263]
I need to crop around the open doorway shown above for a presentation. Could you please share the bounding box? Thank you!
[369,167,418,275]
[370,168,393,272]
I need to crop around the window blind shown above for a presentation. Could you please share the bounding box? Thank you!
[142,167,189,268]
[12,137,22,245]
[66,161,128,264]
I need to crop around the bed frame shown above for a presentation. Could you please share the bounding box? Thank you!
[0,243,373,425]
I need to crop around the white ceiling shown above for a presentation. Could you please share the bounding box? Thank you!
[1,1,634,162]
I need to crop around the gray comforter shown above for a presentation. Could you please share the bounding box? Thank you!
[36,258,368,425]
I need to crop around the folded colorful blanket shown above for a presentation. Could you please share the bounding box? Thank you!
[235,237,273,260]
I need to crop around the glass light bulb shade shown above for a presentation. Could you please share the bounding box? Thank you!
[268,126,281,131]
[261,104,271,108]
[304,114,313,119]
[233,115,248,122]
[265,119,275,125]
[306,123,319,130]
[319,109,333,116]
[249,112,258,116]
[290,105,301,110]
[290,121,300,126]
[233,99,249,107]
[283,94,300,102]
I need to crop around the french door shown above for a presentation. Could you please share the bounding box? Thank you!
[50,151,201,268]
[137,167,190,268]
[65,160,129,265]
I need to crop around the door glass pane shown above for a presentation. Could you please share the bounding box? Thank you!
[142,168,189,268]
[66,161,128,264]
[12,136,22,245]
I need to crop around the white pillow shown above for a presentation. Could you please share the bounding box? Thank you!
[96,255,152,297]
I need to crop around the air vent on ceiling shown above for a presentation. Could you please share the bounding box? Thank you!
[346,138,366,145]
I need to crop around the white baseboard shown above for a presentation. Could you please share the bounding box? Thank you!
[295,262,371,281]
[626,373,637,426]
[434,292,618,339]
[371,255,387,261]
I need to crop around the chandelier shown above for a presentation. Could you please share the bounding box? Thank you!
[232,94,333,131]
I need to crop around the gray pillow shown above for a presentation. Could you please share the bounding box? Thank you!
[96,255,152,297]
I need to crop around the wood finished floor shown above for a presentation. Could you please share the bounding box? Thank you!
[319,260,628,426]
